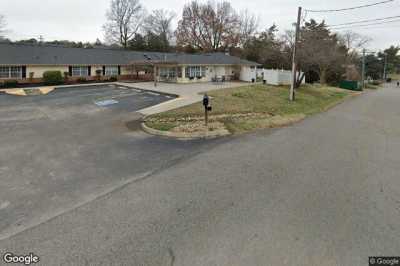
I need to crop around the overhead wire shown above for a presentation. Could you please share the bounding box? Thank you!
[329,18,400,29]
[328,15,400,27]
[305,0,394,13]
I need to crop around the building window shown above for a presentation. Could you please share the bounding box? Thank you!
[0,66,22,79]
[201,67,206,77]
[72,66,89,77]
[160,67,168,78]
[168,68,176,78]
[105,66,119,76]
[185,66,206,78]
[159,67,176,78]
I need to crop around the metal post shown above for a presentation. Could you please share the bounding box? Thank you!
[290,7,302,101]
[153,65,157,87]
[205,108,208,127]
[362,49,366,89]
[383,53,387,81]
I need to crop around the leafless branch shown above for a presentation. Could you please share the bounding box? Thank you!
[103,0,146,47]
[143,9,176,42]
[238,9,259,46]
[176,0,241,51]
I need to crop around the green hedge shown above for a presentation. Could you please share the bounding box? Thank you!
[43,71,63,85]
[2,80,18,88]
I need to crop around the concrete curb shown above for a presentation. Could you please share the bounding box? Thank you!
[141,122,230,140]
[115,82,179,98]
[55,82,118,89]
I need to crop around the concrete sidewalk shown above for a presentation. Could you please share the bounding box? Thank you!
[117,81,247,115]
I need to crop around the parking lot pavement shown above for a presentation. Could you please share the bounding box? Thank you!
[117,81,247,115]
[0,85,223,240]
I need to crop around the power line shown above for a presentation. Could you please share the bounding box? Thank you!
[331,23,400,30]
[329,18,400,29]
[328,15,400,27]
[305,0,394,13]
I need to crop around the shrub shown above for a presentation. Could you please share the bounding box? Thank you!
[43,71,63,85]
[109,76,118,82]
[95,70,102,81]
[63,72,69,81]
[2,80,18,88]
[77,77,87,83]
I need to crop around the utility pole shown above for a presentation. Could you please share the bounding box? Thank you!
[290,7,302,101]
[383,53,387,81]
[361,49,366,90]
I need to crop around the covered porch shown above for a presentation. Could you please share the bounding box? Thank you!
[127,60,180,84]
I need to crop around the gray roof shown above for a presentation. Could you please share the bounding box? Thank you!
[0,43,259,66]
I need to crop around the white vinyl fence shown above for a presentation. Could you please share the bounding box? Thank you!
[262,69,305,86]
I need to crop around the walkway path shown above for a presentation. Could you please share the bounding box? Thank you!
[117,81,247,115]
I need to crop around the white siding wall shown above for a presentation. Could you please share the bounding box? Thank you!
[26,66,69,78]
[26,65,131,78]
[240,66,257,82]
[92,65,103,76]
[120,66,132,75]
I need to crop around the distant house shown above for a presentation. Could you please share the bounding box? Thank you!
[0,43,259,84]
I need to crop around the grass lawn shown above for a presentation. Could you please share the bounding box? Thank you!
[389,73,400,80]
[145,84,354,134]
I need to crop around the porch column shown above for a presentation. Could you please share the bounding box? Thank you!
[153,65,158,87]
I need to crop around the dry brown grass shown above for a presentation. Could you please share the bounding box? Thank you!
[146,84,353,134]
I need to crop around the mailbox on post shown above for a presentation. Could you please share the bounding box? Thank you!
[203,94,212,126]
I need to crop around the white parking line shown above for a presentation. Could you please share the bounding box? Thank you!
[95,99,119,106]
[146,92,160,96]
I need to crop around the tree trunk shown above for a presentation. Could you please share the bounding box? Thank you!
[295,72,305,88]
[320,67,327,84]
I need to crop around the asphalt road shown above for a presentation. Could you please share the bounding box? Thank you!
[1,83,400,265]
[0,85,222,242]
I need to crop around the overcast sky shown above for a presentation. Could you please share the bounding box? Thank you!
[1,0,399,50]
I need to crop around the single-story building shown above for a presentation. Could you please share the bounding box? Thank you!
[0,43,259,84]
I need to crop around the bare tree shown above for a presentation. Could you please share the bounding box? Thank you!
[176,0,240,51]
[103,0,146,48]
[238,9,259,46]
[281,30,295,52]
[0,15,7,38]
[143,9,176,42]
[337,31,371,64]
[339,31,371,52]
[297,20,347,84]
